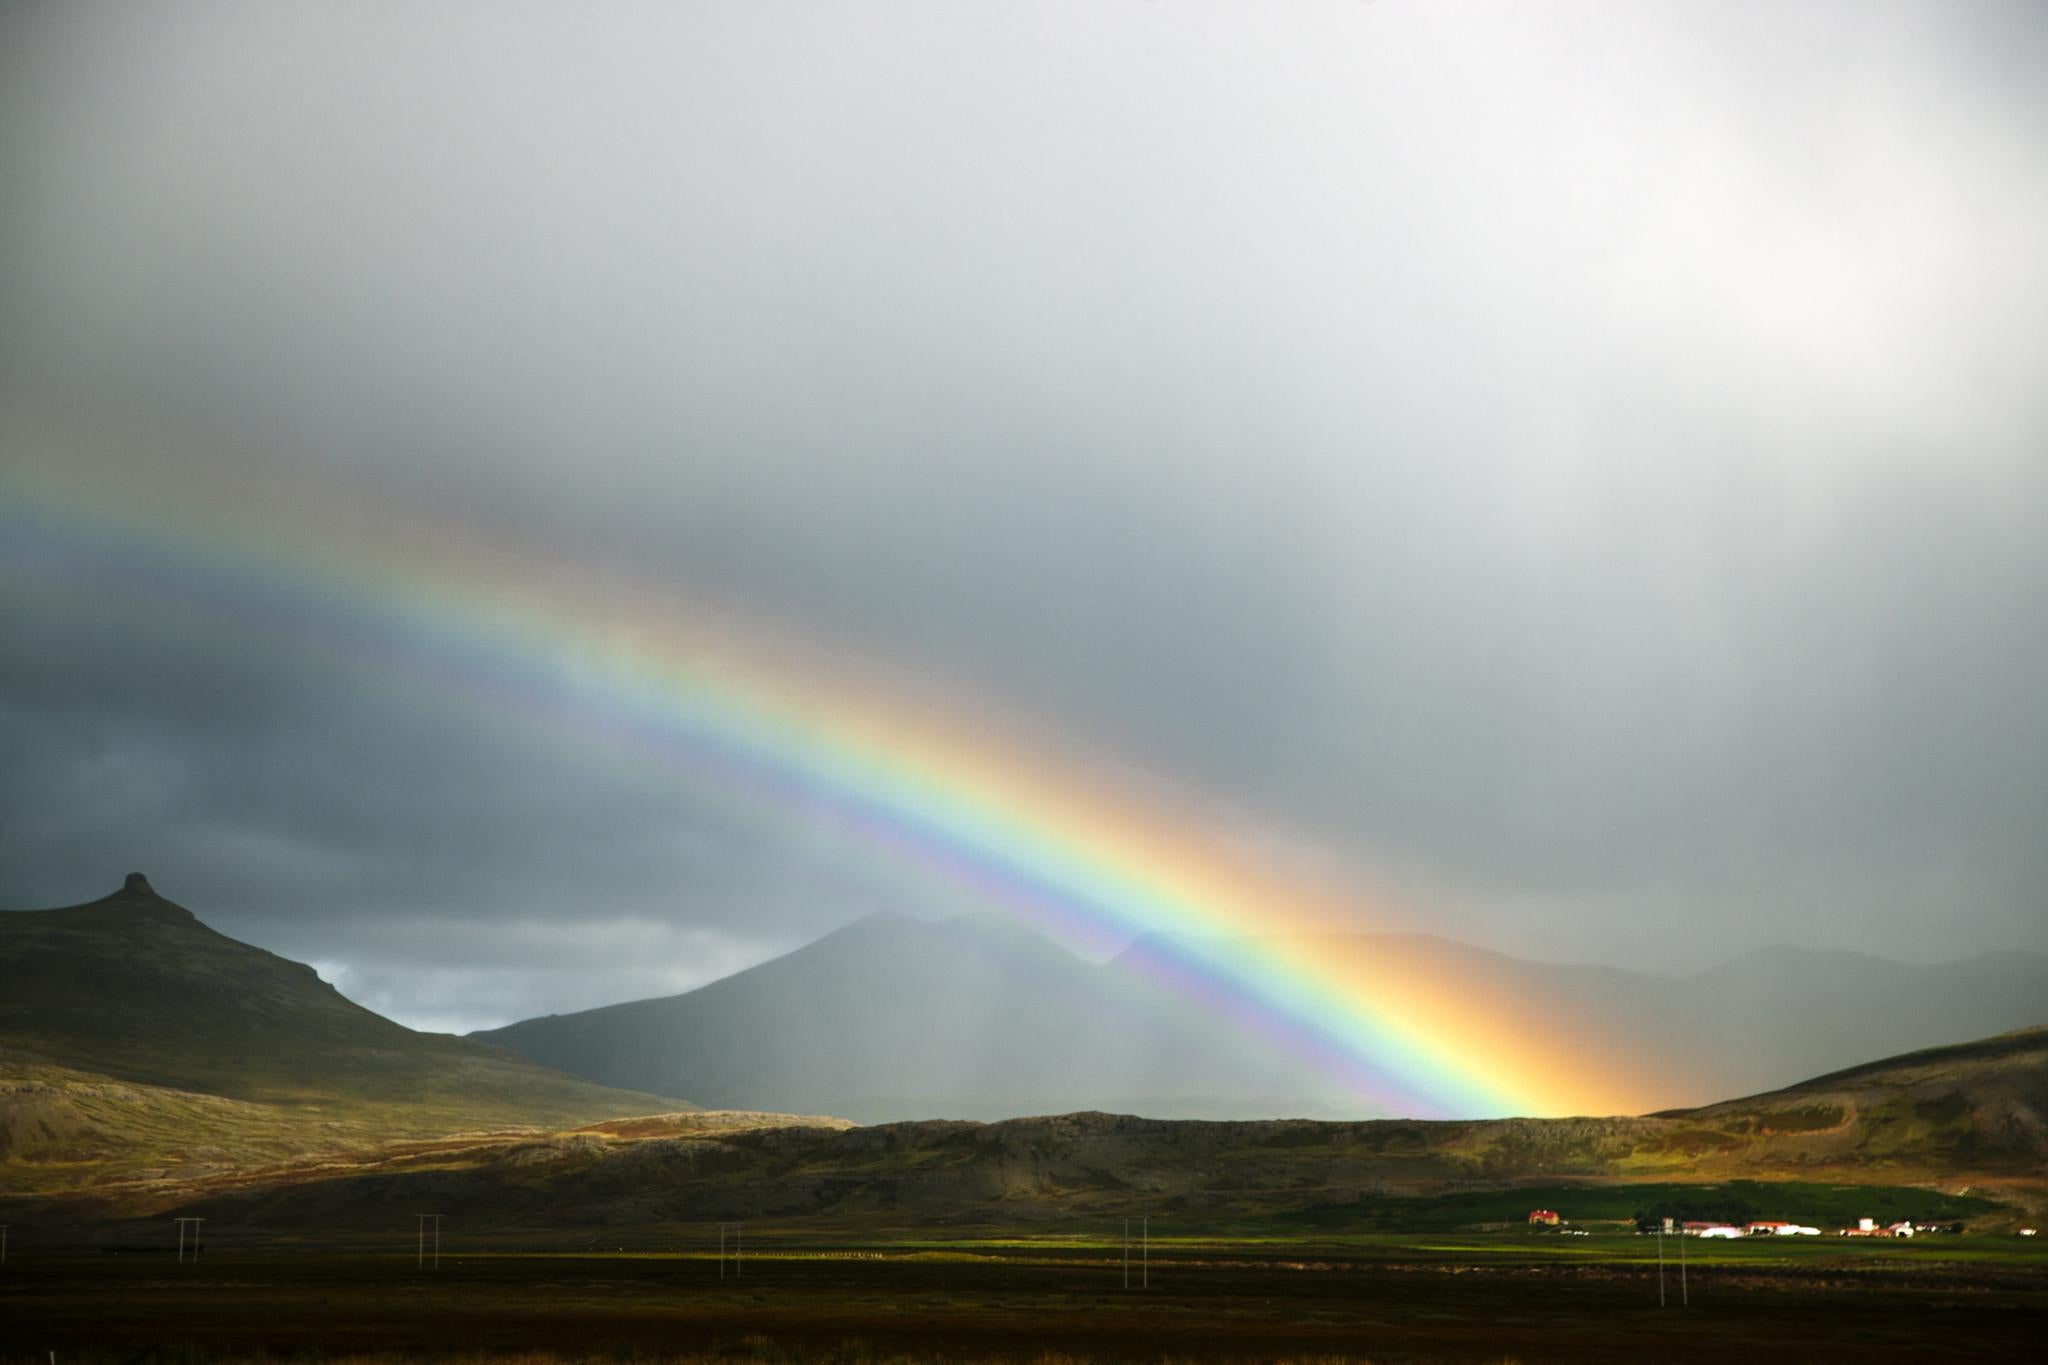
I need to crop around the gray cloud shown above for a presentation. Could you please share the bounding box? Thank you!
[4,0,2046,1028]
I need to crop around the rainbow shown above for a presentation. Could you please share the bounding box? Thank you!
[4,437,1647,1118]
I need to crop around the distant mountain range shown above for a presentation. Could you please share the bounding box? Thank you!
[8,874,2045,1143]
[0,875,683,1188]
[474,911,2048,1121]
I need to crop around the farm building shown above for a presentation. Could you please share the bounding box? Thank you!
[1840,1217,1915,1237]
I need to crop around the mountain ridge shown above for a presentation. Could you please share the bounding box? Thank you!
[473,904,1302,1121]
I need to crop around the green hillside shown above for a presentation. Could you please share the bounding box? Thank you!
[20,1025,2041,1239]
[1660,1023,2048,1178]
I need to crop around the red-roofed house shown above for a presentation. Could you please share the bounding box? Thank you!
[1528,1209,1561,1226]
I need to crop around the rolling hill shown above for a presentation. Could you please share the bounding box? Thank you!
[1664,1023,2048,1176]
[476,912,2048,1120]
[0,875,687,1186]
[25,1026,2043,1240]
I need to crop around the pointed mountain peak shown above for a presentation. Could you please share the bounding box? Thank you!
[76,872,198,925]
[823,909,922,941]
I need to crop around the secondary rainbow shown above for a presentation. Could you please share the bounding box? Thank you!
[5,452,1641,1118]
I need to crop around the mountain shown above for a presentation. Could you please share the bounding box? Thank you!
[0,875,685,1186]
[474,911,1328,1122]
[477,914,2048,1120]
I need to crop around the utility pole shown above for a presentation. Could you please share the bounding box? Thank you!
[175,1218,204,1265]
[415,1215,443,1270]
[718,1223,743,1279]
[1657,1224,1666,1307]
[1142,1216,1149,1289]
[1123,1219,1129,1289]
[1679,1222,1688,1307]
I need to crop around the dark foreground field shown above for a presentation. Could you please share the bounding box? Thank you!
[4,1231,2045,1364]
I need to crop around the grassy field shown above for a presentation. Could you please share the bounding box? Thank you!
[4,1227,2044,1364]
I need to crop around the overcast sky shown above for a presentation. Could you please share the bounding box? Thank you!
[4,0,2045,1033]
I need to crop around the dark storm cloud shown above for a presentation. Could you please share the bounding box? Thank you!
[4,1,2046,1027]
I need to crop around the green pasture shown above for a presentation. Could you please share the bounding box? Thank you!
[6,1231,2046,1364]
[1261,1178,2006,1231]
